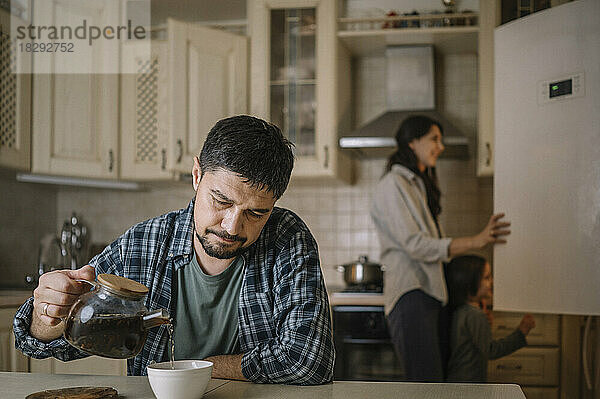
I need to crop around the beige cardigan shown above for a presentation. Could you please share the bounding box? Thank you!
[370,164,452,314]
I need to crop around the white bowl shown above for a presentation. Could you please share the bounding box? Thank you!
[147,360,213,399]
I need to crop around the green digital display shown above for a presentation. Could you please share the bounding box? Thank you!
[549,79,572,98]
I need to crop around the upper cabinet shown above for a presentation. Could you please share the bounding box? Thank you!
[168,20,248,174]
[28,6,246,181]
[120,41,173,180]
[476,0,500,177]
[31,0,119,178]
[32,71,120,178]
[121,21,247,180]
[248,0,352,182]
[0,9,31,171]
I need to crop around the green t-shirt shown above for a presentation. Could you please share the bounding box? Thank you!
[172,254,245,360]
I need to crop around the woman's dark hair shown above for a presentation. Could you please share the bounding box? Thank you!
[444,255,487,308]
[385,115,443,219]
[199,115,295,199]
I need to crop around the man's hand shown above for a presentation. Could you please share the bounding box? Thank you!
[519,314,536,336]
[30,265,96,342]
[204,354,248,381]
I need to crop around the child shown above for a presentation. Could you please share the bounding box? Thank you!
[444,255,536,382]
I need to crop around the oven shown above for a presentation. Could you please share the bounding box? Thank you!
[332,305,404,381]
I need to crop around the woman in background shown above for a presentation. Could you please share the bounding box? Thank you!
[370,115,510,381]
[445,255,535,382]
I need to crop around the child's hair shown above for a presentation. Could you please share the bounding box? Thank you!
[445,255,487,308]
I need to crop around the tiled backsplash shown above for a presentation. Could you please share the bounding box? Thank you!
[52,53,493,288]
[0,170,57,287]
[55,157,492,288]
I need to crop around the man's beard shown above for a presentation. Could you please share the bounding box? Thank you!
[195,228,247,259]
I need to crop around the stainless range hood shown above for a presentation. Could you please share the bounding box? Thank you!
[339,46,469,159]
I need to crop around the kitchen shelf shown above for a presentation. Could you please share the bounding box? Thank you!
[338,26,479,56]
[337,13,479,56]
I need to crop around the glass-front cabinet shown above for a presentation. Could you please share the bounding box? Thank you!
[249,0,352,181]
[270,8,316,157]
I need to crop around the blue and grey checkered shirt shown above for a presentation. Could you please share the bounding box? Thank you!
[13,199,334,384]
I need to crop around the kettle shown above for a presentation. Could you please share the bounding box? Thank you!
[63,274,170,359]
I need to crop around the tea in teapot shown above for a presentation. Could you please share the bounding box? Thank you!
[64,274,170,359]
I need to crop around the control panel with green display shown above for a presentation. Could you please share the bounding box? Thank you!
[538,72,584,105]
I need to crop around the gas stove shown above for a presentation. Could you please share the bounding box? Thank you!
[330,285,384,307]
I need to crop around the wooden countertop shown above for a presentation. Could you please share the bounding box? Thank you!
[0,290,32,308]
[1,372,526,399]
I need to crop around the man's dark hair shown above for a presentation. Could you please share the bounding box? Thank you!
[199,115,295,199]
[444,255,487,309]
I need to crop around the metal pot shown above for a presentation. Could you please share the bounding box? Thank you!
[336,255,384,286]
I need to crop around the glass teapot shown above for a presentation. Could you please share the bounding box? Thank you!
[64,274,170,359]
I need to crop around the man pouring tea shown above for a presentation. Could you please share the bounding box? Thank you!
[14,116,335,385]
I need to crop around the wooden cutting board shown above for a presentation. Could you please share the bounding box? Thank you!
[25,386,118,399]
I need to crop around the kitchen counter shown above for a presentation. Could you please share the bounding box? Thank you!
[1,372,526,399]
[0,290,32,308]
[328,291,385,306]
[206,380,526,399]
[0,372,228,398]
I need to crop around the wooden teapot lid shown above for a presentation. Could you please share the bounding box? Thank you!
[97,274,148,297]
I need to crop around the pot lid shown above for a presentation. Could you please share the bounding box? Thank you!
[341,255,381,268]
[97,274,148,297]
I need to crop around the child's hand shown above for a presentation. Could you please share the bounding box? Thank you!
[519,314,536,335]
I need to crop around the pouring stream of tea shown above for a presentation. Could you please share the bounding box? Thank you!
[168,323,175,369]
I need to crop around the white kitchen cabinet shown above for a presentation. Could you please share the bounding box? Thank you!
[31,0,119,178]
[168,19,248,174]
[476,0,500,176]
[120,41,173,180]
[488,347,560,386]
[491,312,559,346]
[488,312,562,394]
[0,308,28,372]
[521,387,559,399]
[0,10,31,171]
[248,0,352,181]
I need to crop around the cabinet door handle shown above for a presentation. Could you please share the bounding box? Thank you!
[496,364,522,371]
[161,148,167,170]
[108,149,114,172]
[176,139,183,164]
[324,145,329,168]
[485,142,492,167]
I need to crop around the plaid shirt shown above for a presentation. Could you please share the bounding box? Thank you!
[14,199,334,385]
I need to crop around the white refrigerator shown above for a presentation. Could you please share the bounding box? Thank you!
[493,0,600,396]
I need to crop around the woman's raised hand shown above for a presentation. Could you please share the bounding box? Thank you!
[476,213,511,247]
